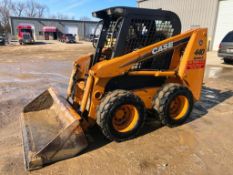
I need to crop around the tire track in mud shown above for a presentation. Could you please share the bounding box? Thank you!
[0,42,93,174]
[0,43,233,174]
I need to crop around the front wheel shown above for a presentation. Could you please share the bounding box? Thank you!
[153,83,194,126]
[97,90,145,142]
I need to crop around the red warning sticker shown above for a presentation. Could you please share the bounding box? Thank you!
[186,60,206,70]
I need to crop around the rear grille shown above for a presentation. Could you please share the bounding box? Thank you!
[124,19,174,55]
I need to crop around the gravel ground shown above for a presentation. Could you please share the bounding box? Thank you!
[0,41,232,175]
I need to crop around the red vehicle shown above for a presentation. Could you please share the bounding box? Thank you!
[17,24,34,44]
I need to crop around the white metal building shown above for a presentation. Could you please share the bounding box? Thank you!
[9,16,98,40]
[137,0,233,51]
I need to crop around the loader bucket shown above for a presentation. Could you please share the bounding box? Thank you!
[20,88,88,171]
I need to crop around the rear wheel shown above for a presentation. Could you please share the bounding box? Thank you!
[97,90,145,141]
[223,58,232,64]
[153,83,193,126]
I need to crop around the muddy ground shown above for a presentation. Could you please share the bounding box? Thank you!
[0,41,232,175]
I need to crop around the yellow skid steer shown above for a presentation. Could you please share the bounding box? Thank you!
[20,6,207,170]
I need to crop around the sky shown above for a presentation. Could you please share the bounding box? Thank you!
[41,0,137,20]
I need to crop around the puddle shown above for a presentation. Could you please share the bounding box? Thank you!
[0,60,72,84]
[205,66,233,80]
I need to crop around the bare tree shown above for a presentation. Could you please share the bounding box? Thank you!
[0,22,4,34]
[12,1,26,17]
[49,13,75,20]
[58,13,71,20]
[25,0,37,17]
[23,0,48,18]
[0,0,71,33]
[49,14,58,19]
[0,0,13,32]
[35,3,48,18]
[79,16,91,21]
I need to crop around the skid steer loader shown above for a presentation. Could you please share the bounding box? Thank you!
[20,6,207,170]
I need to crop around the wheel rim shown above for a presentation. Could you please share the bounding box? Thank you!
[169,95,189,120]
[112,104,139,133]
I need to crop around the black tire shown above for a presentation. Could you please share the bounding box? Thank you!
[97,90,145,142]
[153,83,193,126]
[223,58,232,64]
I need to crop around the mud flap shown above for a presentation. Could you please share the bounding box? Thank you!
[20,88,88,171]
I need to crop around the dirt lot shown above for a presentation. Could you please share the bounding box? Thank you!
[0,41,232,175]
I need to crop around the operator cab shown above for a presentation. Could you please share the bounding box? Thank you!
[91,6,181,67]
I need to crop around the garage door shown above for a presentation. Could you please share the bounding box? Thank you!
[64,25,78,35]
[213,0,233,50]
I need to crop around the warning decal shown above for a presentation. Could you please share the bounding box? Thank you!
[186,60,206,70]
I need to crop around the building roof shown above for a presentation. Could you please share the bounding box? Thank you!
[10,16,98,23]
